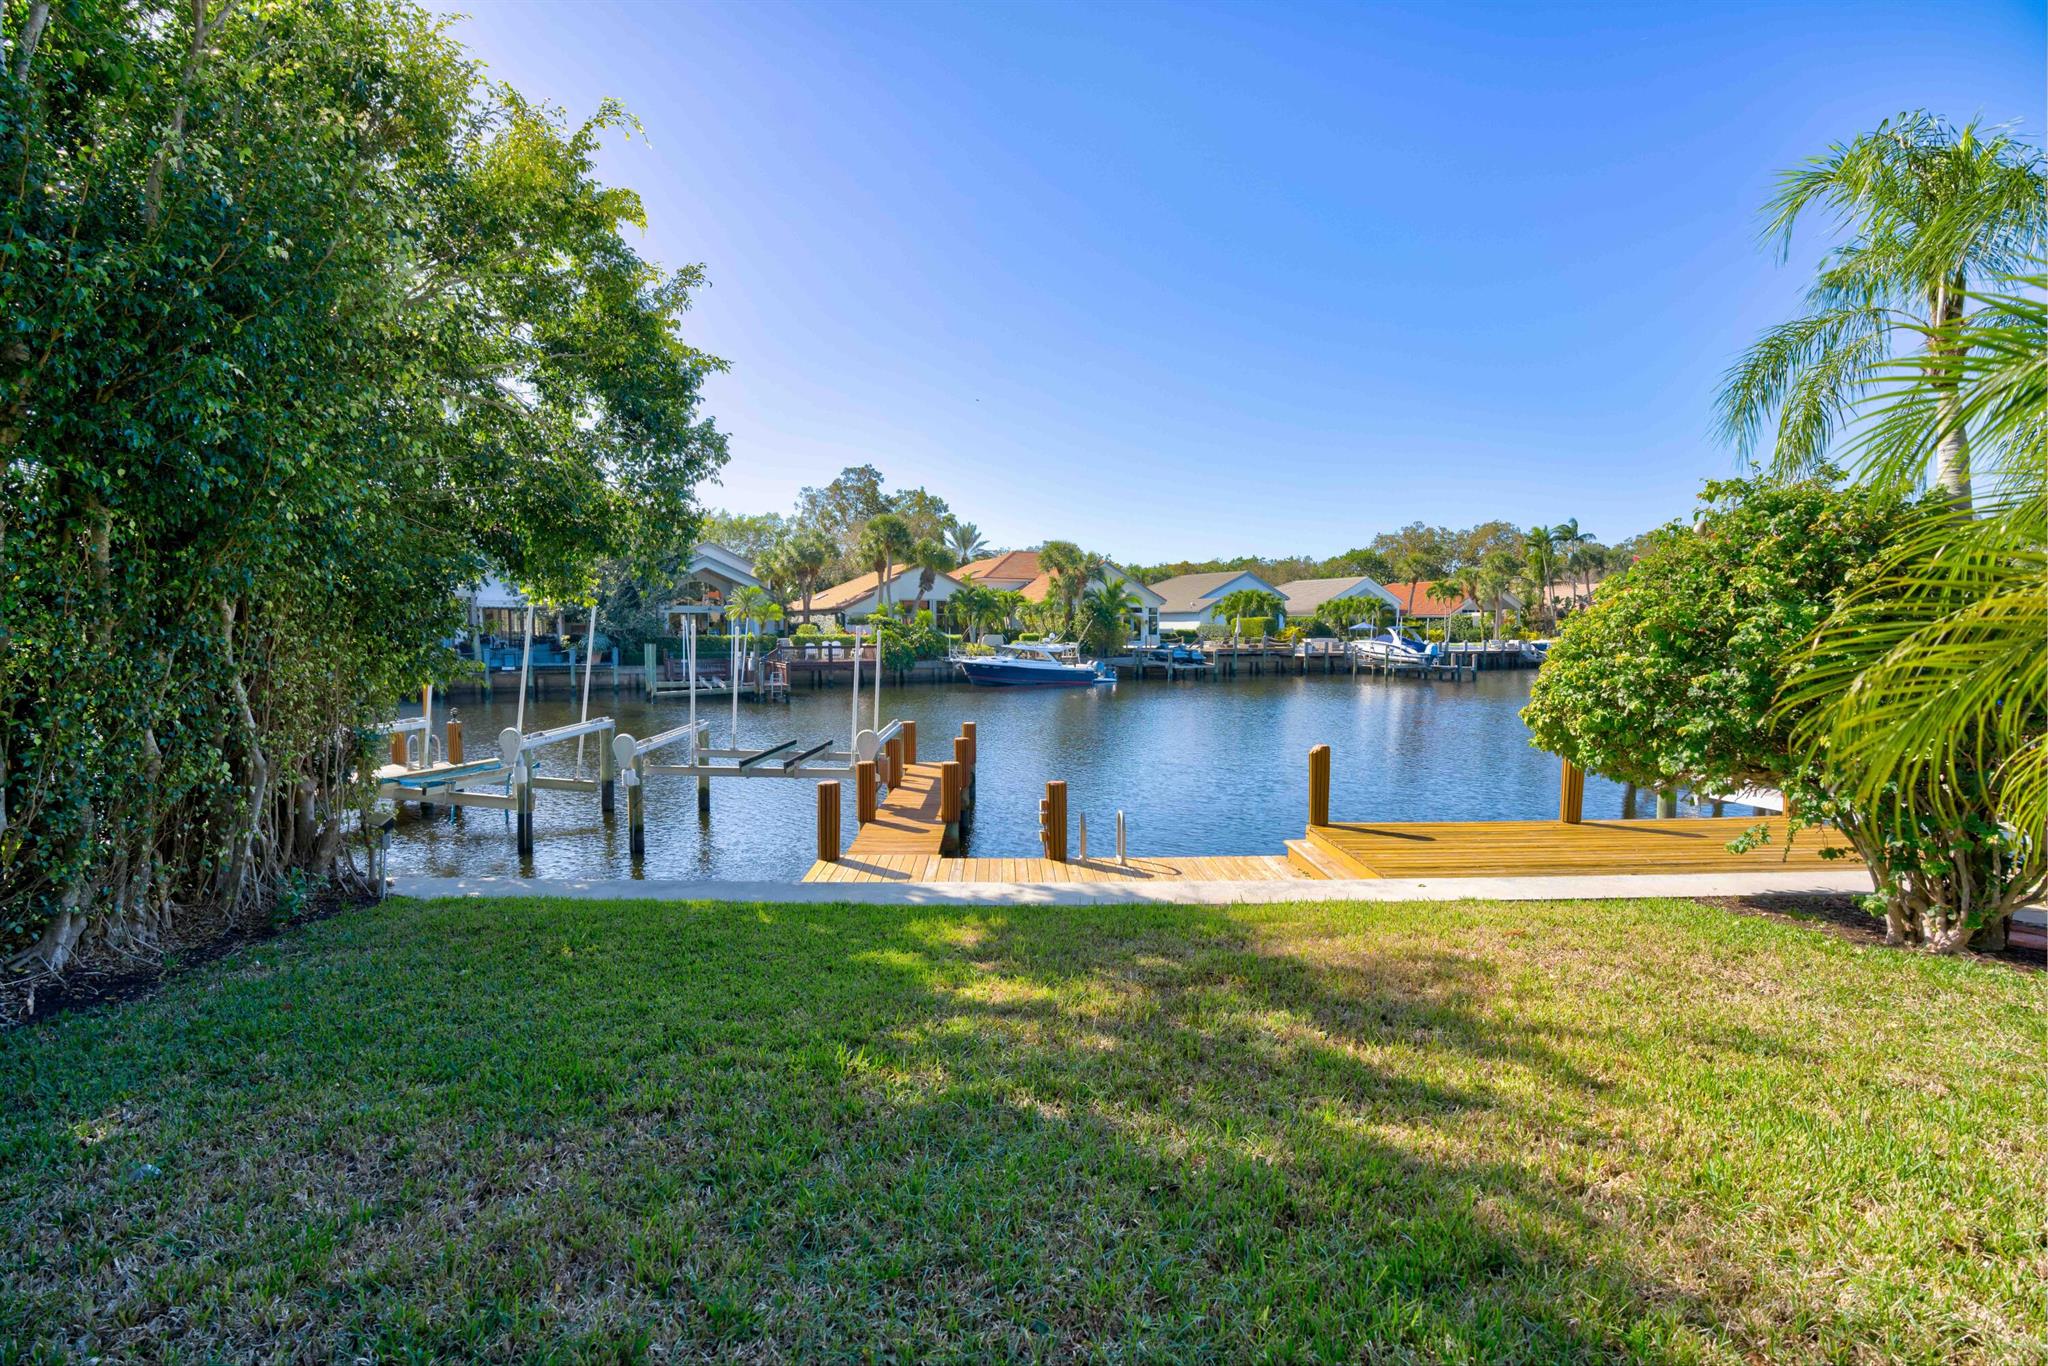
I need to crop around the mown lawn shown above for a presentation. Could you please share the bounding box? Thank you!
[1,896,2039,1363]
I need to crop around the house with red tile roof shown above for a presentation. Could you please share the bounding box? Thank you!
[956,549,1164,646]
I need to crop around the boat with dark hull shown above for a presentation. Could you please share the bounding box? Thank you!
[954,641,1115,687]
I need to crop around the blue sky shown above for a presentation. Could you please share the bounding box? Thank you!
[435,0,2040,563]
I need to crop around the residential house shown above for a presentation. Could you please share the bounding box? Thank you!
[802,564,966,626]
[1379,580,1523,635]
[1275,575,1400,632]
[662,543,768,635]
[956,549,1164,647]
[1148,570,1287,632]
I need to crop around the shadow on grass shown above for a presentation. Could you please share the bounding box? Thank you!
[0,898,1725,1361]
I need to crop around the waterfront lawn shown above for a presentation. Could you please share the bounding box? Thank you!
[2,897,2038,1363]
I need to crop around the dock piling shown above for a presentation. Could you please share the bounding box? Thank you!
[856,760,878,824]
[939,760,962,851]
[1042,780,1068,862]
[1558,760,1585,824]
[902,719,918,765]
[816,781,842,863]
[1308,744,1331,827]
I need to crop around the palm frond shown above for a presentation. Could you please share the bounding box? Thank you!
[1716,305,1890,465]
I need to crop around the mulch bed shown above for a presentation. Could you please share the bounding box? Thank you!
[1,883,376,1027]
[1699,890,2044,971]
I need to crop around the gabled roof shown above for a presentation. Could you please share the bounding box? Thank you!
[956,549,1041,587]
[686,542,759,588]
[1149,570,1282,615]
[808,565,963,613]
[963,553,1164,607]
[1275,575,1399,617]
[1380,581,1485,617]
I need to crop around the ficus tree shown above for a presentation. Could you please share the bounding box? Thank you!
[0,0,727,972]
[1522,475,2032,951]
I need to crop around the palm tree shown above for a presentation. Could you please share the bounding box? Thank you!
[1475,551,1520,640]
[947,521,988,563]
[1430,569,1481,643]
[947,583,992,642]
[1781,273,2046,948]
[1078,583,1142,657]
[909,538,956,614]
[1522,525,1559,632]
[781,530,832,626]
[727,584,784,641]
[1037,540,1090,636]
[992,590,1027,639]
[1213,588,1285,639]
[857,512,914,612]
[1719,113,2045,506]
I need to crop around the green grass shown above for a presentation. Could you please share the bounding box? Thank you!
[1,897,2040,1363]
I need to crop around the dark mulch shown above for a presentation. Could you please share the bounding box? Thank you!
[1,883,375,1027]
[1699,890,2044,970]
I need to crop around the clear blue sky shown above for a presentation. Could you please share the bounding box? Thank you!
[435,0,2040,563]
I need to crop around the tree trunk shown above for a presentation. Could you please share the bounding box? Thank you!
[1929,275,1972,509]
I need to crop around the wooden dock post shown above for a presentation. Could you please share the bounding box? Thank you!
[960,722,977,803]
[953,734,974,809]
[939,760,962,851]
[816,781,842,863]
[598,726,616,817]
[1043,780,1068,861]
[1656,787,1678,819]
[902,719,918,765]
[445,720,463,764]
[1308,744,1331,828]
[1559,759,1585,824]
[390,731,408,768]
[856,759,878,824]
[884,733,905,792]
[642,641,657,695]
[697,773,711,815]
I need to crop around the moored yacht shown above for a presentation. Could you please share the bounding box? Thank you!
[1350,627,1441,665]
[954,641,1115,687]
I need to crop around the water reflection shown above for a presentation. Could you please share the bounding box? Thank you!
[385,671,1750,882]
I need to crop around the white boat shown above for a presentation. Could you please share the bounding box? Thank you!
[1350,627,1442,665]
[954,641,1116,688]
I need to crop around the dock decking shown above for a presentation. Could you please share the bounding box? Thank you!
[1290,816,1855,879]
[846,761,952,857]
[805,854,1306,883]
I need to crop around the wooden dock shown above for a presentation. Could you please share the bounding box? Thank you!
[846,761,952,857]
[805,854,1305,883]
[1287,816,1855,879]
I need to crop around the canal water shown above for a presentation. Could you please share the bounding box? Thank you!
[385,671,1751,882]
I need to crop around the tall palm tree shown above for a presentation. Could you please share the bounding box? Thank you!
[909,538,956,614]
[1476,551,1520,641]
[1522,525,1559,631]
[1037,540,1090,636]
[1430,569,1481,642]
[947,521,988,563]
[1782,274,2047,942]
[857,513,914,612]
[782,530,832,626]
[1719,113,2045,506]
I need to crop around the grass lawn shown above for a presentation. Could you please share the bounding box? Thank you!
[1,896,2039,1363]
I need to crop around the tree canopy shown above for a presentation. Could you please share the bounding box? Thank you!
[2,0,727,967]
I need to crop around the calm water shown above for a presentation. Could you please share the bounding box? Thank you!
[386,671,1746,881]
